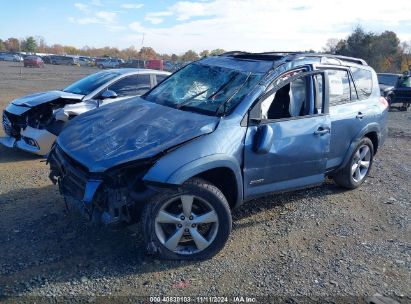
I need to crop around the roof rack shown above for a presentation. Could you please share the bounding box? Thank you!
[219,51,367,66]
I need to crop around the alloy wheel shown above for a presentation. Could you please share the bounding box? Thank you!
[351,144,371,183]
[154,195,219,255]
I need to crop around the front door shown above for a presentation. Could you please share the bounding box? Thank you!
[243,70,331,199]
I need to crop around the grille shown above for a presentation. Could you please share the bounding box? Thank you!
[52,145,90,200]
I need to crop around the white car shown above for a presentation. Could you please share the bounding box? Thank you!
[0,53,23,62]
[1,68,170,155]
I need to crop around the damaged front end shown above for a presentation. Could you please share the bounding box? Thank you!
[48,144,159,226]
[1,97,81,155]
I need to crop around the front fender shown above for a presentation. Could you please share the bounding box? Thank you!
[143,154,244,207]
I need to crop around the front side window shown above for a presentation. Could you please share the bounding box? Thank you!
[63,71,120,95]
[252,74,316,120]
[143,62,262,116]
[108,75,151,96]
[351,67,373,99]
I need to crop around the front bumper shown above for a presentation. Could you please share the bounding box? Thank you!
[0,126,56,156]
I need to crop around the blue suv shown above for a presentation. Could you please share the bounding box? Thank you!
[48,52,388,260]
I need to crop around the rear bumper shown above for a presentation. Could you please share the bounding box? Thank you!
[0,126,56,156]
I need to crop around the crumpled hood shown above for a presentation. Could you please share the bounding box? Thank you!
[57,98,219,172]
[11,90,84,107]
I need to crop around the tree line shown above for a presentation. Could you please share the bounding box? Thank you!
[0,36,225,62]
[323,26,411,73]
[1,27,410,71]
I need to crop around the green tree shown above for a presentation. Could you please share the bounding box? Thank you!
[0,39,5,51]
[21,36,38,52]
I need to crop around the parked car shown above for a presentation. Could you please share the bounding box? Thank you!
[79,57,92,66]
[0,53,23,62]
[378,72,411,111]
[24,55,45,68]
[47,52,388,260]
[50,55,79,66]
[1,69,170,155]
[120,59,145,68]
[97,58,123,69]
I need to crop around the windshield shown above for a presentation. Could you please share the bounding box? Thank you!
[63,71,119,95]
[143,62,262,115]
[377,74,398,86]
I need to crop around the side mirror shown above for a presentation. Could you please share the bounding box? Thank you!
[253,124,274,154]
[101,90,118,99]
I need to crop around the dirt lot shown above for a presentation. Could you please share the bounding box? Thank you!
[0,61,410,302]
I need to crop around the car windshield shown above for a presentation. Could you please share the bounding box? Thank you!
[63,71,119,95]
[378,74,398,86]
[399,76,411,88]
[143,62,262,115]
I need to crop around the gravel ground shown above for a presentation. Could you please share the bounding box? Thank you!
[0,61,410,302]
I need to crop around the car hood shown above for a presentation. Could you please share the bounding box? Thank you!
[57,98,219,172]
[11,90,84,107]
[379,84,394,92]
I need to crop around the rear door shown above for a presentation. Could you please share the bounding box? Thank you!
[325,67,374,170]
[243,69,331,199]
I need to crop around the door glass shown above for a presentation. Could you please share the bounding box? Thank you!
[327,70,350,105]
[256,75,312,120]
[108,75,151,96]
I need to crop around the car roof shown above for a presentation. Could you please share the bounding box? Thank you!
[219,51,368,68]
[107,68,171,75]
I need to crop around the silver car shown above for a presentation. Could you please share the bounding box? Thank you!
[0,53,23,62]
[1,68,170,155]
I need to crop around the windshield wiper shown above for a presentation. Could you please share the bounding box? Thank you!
[176,89,208,109]
[176,74,239,111]
[215,73,252,116]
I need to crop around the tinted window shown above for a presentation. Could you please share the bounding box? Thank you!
[63,71,120,95]
[351,68,373,99]
[108,74,151,96]
[328,70,351,106]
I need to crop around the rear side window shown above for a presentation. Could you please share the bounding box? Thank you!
[327,70,351,106]
[351,68,373,99]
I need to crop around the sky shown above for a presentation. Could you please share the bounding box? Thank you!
[1,0,411,54]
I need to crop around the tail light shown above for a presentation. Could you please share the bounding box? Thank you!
[379,96,389,108]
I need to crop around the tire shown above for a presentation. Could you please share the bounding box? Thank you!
[98,65,103,69]
[141,177,232,260]
[333,137,374,189]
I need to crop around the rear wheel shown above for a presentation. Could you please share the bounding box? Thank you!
[141,178,232,260]
[333,137,374,189]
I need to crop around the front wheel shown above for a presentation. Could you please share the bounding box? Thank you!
[333,137,374,189]
[141,178,232,260]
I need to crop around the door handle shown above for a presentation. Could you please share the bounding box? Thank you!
[356,112,366,119]
[314,127,330,135]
